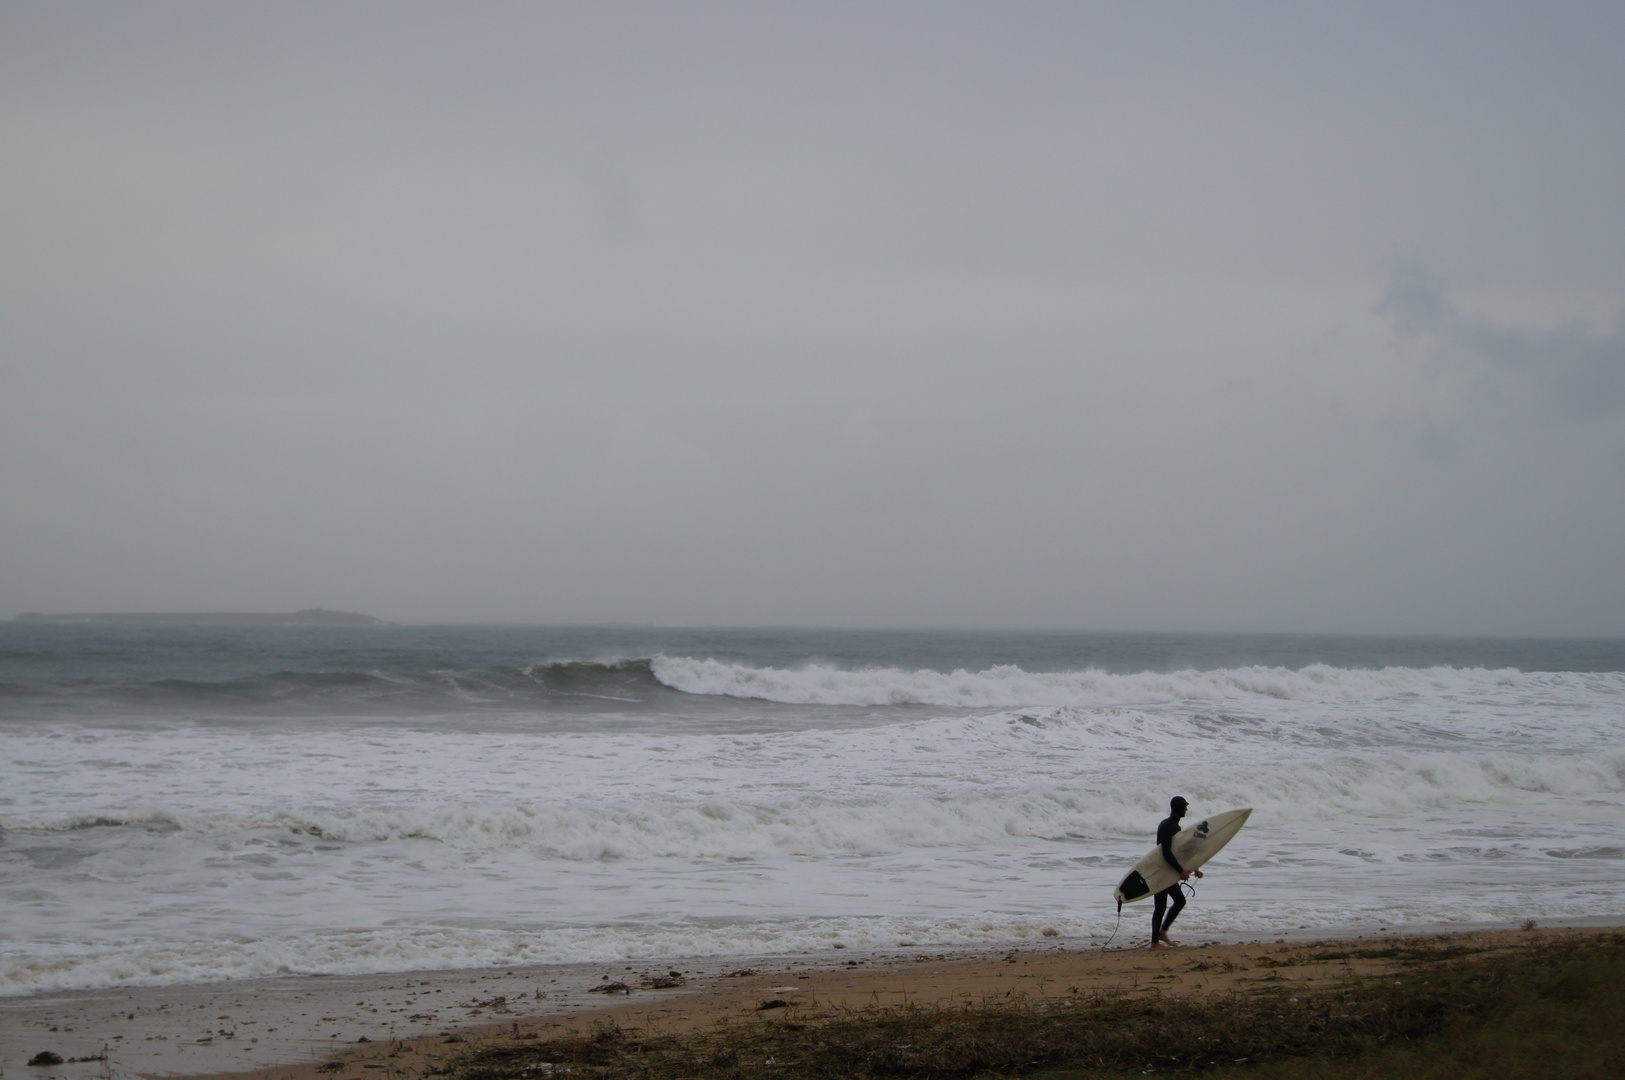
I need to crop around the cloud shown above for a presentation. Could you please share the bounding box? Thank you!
[1378,264,1625,421]
[1374,264,1450,336]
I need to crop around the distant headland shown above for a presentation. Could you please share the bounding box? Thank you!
[13,608,386,626]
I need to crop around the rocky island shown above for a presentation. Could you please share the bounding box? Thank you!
[13,608,385,626]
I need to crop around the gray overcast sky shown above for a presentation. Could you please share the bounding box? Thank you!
[4,2,1624,634]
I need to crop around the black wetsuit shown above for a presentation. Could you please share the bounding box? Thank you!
[1151,814,1186,943]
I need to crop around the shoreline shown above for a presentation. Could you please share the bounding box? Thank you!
[6,918,1621,1080]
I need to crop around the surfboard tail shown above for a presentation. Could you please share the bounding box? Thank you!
[1116,869,1150,903]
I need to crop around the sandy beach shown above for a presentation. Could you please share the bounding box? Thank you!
[6,921,1615,1080]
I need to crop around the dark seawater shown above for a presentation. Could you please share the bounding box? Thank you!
[4,622,1622,724]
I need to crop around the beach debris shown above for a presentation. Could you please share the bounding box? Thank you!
[724,968,757,977]
[28,1052,65,1066]
[462,995,510,1011]
[757,999,790,1010]
[641,972,684,989]
[587,982,631,994]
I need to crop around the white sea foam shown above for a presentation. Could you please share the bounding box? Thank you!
[0,913,1105,996]
[6,746,1621,857]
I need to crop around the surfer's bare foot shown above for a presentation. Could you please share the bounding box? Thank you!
[1162,937,1180,947]
[1150,940,1173,950]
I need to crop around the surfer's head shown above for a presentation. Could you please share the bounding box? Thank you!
[1170,796,1188,817]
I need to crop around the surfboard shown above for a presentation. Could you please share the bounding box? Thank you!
[1113,807,1251,908]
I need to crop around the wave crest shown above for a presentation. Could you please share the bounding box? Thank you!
[648,656,1579,708]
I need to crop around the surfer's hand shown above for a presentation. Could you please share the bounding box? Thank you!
[1180,870,1191,881]
[1194,869,1204,879]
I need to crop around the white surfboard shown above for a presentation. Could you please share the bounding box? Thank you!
[1113,807,1251,908]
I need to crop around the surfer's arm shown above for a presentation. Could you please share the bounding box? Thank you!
[1158,833,1185,876]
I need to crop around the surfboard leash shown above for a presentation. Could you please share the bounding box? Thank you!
[1101,900,1125,950]
[1103,881,1195,951]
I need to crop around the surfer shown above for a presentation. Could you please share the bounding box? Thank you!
[1151,796,1202,949]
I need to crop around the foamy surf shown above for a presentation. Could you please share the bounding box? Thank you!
[3,624,1622,997]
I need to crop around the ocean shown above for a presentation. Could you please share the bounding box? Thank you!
[2,623,1622,998]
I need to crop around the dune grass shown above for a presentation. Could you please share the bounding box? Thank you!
[431,933,1624,1079]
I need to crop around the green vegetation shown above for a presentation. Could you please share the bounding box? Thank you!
[431,935,1623,1079]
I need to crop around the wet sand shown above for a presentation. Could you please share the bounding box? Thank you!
[3,922,1614,1080]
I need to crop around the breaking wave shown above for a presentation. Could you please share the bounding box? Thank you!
[4,659,676,715]
[12,646,1625,722]
[649,656,1622,708]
